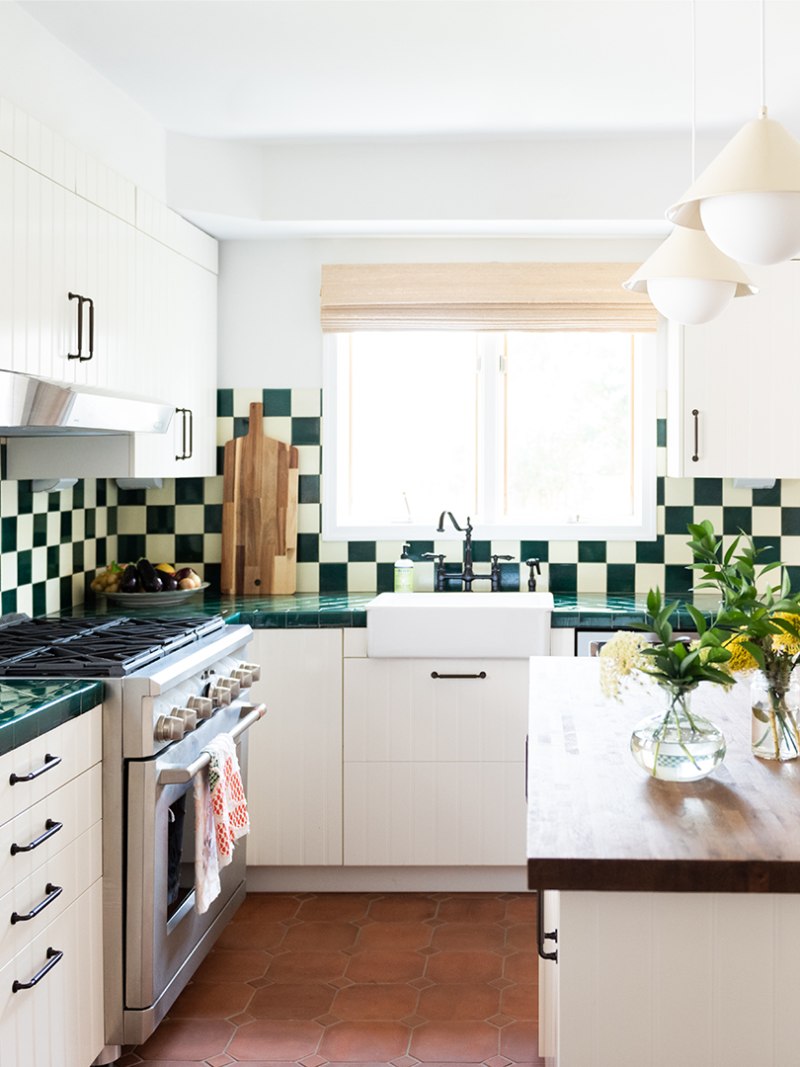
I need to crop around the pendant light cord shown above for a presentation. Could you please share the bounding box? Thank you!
[760,0,767,116]
[691,0,696,181]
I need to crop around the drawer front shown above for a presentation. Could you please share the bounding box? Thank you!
[0,820,102,972]
[0,880,104,1067]
[0,706,101,827]
[0,763,101,899]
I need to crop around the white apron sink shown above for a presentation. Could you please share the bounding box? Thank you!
[365,591,554,658]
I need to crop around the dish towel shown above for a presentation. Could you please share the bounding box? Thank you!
[193,732,250,914]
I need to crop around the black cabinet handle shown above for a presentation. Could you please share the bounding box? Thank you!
[12,947,63,993]
[536,890,558,962]
[11,884,62,925]
[10,753,61,785]
[692,408,700,462]
[11,819,63,856]
[67,293,93,362]
[175,407,193,461]
[430,671,487,680]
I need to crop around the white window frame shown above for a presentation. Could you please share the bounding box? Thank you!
[322,331,657,542]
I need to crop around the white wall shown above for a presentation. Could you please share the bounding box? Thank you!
[218,236,661,388]
[0,3,166,197]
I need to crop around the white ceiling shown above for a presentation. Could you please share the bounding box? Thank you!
[19,0,800,142]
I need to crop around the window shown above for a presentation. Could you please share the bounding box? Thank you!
[322,328,656,541]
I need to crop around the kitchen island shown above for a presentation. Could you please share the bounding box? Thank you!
[527,657,800,1067]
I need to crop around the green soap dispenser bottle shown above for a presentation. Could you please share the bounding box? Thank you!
[394,543,414,592]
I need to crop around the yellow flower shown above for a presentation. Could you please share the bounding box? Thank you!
[599,630,651,699]
[724,633,759,673]
[771,613,800,657]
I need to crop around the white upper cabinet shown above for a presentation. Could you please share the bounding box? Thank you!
[667,261,800,479]
[0,96,219,478]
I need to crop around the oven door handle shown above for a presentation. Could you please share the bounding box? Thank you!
[157,703,266,785]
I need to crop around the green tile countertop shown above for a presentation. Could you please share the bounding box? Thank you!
[0,680,104,757]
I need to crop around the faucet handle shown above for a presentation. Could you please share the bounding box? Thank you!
[421,552,446,563]
[525,558,542,592]
[491,554,514,564]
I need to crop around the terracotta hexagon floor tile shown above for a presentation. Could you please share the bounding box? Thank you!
[408,978,434,991]
[169,980,254,1019]
[192,948,270,985]
[268,950,350,983]
[436,897,506,925]
[499,1021,539,1062]
[505,924,537,951]
[390,1055,421,1067]
[430,924,505,954]
[332,984,418,1022]
[249,981,336,1020]
[500,984,537,1022]
[237,893,302,923]
[399,1015,426,1029]
[216,920,287,951]
[299,1054,330,1067]
[297,894,375,922]
[426,951,503,985]
[409,1021,499,1062]
[134,1019,235,1061]
[357,923,433,951]
[319,1021,411,1061]
[487,1014,514,1029]
[488,978,514,990]
[131,1060,204,1066]
[248,977,274,990]
[205,1055,235,1067]
[314,1012,342,1026]
[329,976,355,989]
[368,896,437,924]
[227,1019,323,1061]
[503,953,536,984]
[417,983,500,1022]
[483,1055,512,1067]
[503,896,537,923]
[282,922,359,952]
[345,950,426,984]
[228,1011,256,1026]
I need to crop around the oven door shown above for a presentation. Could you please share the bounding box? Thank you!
[123,700,260,1031]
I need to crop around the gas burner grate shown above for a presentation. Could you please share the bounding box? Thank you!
[0,614,226,677]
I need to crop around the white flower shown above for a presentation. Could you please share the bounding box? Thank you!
[599,630,651,699]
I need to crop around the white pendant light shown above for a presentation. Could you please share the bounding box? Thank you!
[667,1,800,266]
[623,0,756,324]
[623,226,756,325]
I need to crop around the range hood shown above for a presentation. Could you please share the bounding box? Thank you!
[0,370,174,436]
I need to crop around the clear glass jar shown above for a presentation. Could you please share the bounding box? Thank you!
[751,669,800,761]
[630,687,727,782]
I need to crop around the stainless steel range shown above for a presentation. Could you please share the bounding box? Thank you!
[0,613,262,1062]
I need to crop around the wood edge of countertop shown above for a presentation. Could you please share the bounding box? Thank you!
[527,858,800,894]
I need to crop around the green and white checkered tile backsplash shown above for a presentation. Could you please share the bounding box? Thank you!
[3,386,800,613]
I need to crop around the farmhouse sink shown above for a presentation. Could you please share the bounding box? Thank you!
[365,592,554,658]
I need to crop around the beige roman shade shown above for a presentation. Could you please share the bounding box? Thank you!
[320,262,658,332]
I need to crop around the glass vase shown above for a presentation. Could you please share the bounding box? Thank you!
[751,669,800,761]
[630,687,726,782]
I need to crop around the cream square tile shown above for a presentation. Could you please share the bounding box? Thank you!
[203,476,224,505]
[263,416,291,443]
[415,563,435,591]
[692,506,724,531]
[59,543,72,574]
[656,389,668,419]
[176,505,204,534]
[83,542,97,572]
[664,534,692,564]
[94,511,107,539]
[781,536,800,565]
[233,388,262,416]
[489,539,518,557]
[347,562,377,591]
[47,512,60,542]
[1,553,16,590]
[722,480,753,506]
[606,541,636,564]
[780,481,800,506]
[318,539,348,563]
[15,587,32,615]
[45,578,61,614]
[663,477,694,506]
[71,512,85,543]
[146,535,175,564]
[31,546,48,583]
[376,540,402,563]
[203,533,222,562]
[751,507,782,537]
[118,506,145,534]
[291,389,321,417]
[32,490,48,514]
[297,503,320,533]
[216,417,234,447]
[16,513,32,548]
[296,562,319,592]
[145,480,175,505]
[537,562,550,591]
[576,563,607,593]
[549,541,578,564]
[655,505,665,535]
[656,450,667,477]
[635,563,666,591]
[297,445,321,475]
[1,482,18,514]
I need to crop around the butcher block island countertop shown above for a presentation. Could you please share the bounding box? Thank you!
[527,657,800,894]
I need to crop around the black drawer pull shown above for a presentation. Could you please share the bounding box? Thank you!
[67,293,94,362]
[10,753,61,785]
[11,820,63,856]
[12,947,63,993]
[536,890,558,963]
[11,884,63,925]
[692,408,700,462]
[175,407,194,461]
[431,671,487,680]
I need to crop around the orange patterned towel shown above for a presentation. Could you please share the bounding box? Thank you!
[206,732,250,868]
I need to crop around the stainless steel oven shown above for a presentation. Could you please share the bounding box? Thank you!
[575,628,694,656]
[0,613,264,1063]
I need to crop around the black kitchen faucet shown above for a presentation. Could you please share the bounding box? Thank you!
[422,512,513,591]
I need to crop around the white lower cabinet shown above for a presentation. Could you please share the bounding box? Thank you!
[540,890,800,1067]
[245,629,343,865]
[343,656,529,865]
[0,705,103,1067]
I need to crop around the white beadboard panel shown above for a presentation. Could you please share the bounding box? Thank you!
[344,760,527,866]
[343,658,529,763]
[245,630,343,866]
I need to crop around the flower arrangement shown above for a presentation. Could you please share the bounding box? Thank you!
[687,520,800,759]
[600,588,732,780]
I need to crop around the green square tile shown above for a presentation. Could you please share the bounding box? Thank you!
[72,480,85,508]
[657,477,665,506]
[59,575,71,608]
[548,563,577,593]
[47,492,60,513]
[753,536,781,564]
[665,563,693,597]
[176,478,205,505]
[578,541,606,563]
[787,566,800,593]
[83,509,96,540]
[299,474,320,504]
[17,549,32,585]
[376,562,394,592]
[47,545,59,579]
[723,506,752,535]
[636,535,664,563]
[72,541,84,572]
[319,562,348,592]
[95,538,107,565]
[204,504,222,534]
[233,416,249,439]
[348,541,376,562]
[217,389,234,417]
[96,480,107,507]
[753,482,781,507]
[407,540,434,560]
[664,506,694,535]
[471,540,491,563]
[292,417,320,446]
[204,563,220,592]
[118,534,146,562]
[263,388,292,416]
[17,481,33,515]
[147,506,175,535]
[693,478,723,506]
[783,508,800,535]
[117,487,146,506]
[1,589,16,614]
[107,508,118,535]
[520,540,549,563]
[297,533,319,563]
[497,562,519,591]
[32,582,46,617]
[216,446,225,476]
[60,511,72,542]
[1,516,17,553]
[656,418,667,447]
[175,534,203,563]
[607,564,635,593]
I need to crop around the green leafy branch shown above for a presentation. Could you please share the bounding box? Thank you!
[637,588,732,694]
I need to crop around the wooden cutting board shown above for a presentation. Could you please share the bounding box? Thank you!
[220,402,299,595]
